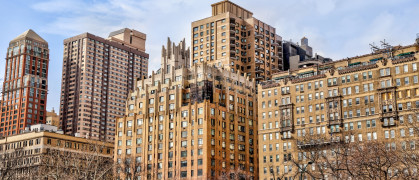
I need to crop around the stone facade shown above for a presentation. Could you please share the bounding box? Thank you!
[191,0,283,83]
[115,38,258,179]
[258,43,419,180]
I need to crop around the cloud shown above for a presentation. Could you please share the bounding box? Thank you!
[23,0,419,110]
[32,0,209,74]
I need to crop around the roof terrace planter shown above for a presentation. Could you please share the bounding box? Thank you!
[255,47,263,52]
[338,63,378,75]
[291,74,326,83]
[255,68,264,73]
[271,68,280,72]
[255,33,263,39]
[255,60,264,64]
[255,75,265,80]
[392,55,416,64]
[297,139,342,149]
[280,126,294,133]
[261,82,279,89]
[327,119,343,127]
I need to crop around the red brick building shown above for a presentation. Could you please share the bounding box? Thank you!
[0,29,49,136]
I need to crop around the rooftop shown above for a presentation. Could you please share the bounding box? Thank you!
[10,29,47,44]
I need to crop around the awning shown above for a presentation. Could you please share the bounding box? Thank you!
[318,66,332,70]
[369,57,383,62]
[297,70,314,76]
[396,52,414,57]
[274,75,289,80]
[348,62,361,66]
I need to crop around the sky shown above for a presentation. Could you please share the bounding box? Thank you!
[0,0,418,111]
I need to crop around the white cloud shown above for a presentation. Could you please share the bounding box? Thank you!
[23,0,419,110]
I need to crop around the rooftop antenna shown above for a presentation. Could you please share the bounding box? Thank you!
[416,33,419,44]
[380,39,393,58]
[369,42,380,53]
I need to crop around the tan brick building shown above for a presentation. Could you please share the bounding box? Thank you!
[258,42,419,180]
[191,0,283,83]
[60,28,149,143]
[0,29,49,137]
[46,109,59,128]
[0,124,114,179]
[114,38,258,179]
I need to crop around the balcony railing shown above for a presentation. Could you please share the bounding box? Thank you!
[255,75,265,80]
[297,138,342,149]
[255,59,263,64]
[338,61,378,75]
[391,54,416,64]
[255,68,263,73]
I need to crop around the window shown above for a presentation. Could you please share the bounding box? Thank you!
[380,68,390,76]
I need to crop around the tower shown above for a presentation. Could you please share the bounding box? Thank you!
[0,29,49,136]
[59,28,149,142]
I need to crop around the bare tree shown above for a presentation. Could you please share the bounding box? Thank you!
[115,154,143,180]
[34,140,114,180]
[290,131,418,180]
[216,166,254,180]
[0,150,19,180]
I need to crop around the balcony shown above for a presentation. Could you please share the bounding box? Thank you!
[291,74,326,84]
[230,29,236,34]
[272,42,279,46]
[327,119,343,127]
[230,22,236,27]
[271,67,280,72]
[255,47,263,52]
[297,138,342,149]
[230,42,236,47]
[255,75,265,80]
[255,68,263,73]
[255,59,263,64]
[230,36,236,40]
[255,33,263,39]
[381,118,396,128]
[272,55,280,59]
[338,62,378,75]
[280,126,294,133]
[391,53,416,64]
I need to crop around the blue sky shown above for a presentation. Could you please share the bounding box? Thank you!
[1,0,418,111]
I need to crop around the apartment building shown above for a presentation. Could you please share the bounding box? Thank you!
[258,42,419,180]
[0,29,49,137]
[114,38,258,179]
[60,28,149,143]
[191,0,283,83]
[283,37,332,71]
[0,124,114,179]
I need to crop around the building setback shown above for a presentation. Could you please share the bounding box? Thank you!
[191,0,283,83]
[0,29,49,137]
[60,28,149,143]
[115,38,258,179]
[282,37,332,71]
[258,42,419,179]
